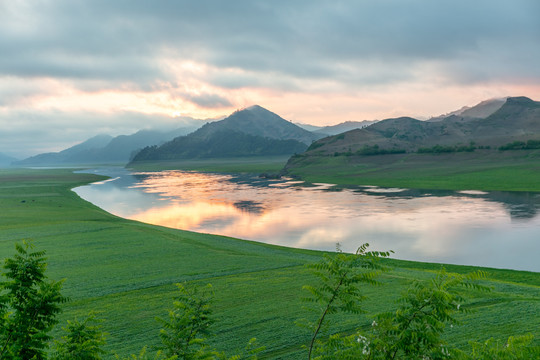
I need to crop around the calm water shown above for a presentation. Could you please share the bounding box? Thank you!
[75,168,540,272]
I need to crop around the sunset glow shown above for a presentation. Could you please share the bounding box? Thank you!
[1,1,539,157]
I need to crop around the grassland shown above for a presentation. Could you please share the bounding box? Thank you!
[0,168,539,358]
[285,150,540,192]
[128,156,289,174]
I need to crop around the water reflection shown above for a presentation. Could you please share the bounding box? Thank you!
[75,168,540,272]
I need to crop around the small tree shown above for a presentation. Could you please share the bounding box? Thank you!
[157,283,216,360]
[300,243,391,360]
[311,268,492,360]
[369,269,489,359]
[52,313,107,360]
[0,240,68,359]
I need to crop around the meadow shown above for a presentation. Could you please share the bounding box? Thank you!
[285,150,540,192]
[0,168,538,358]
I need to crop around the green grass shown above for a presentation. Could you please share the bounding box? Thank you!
[286,150,540,191]
[128,156,289,174]
[0,168,538,358]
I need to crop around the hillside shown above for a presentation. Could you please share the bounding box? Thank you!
[300,97,540,156]
[284,97,540,191]
[130,105,321,162]
[131,129,308,161]
[13,128,195,166]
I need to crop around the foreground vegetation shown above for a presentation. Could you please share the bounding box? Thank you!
[1,241,538,359]
[0,169,539,358]
[285,150,540,191]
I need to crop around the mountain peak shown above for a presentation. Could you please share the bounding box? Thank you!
[505,96,534,105]
[245,104,265,111]
[240,105,275,117]
[191,105,323,145]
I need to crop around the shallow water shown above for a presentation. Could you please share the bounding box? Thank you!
[75,168,540,271]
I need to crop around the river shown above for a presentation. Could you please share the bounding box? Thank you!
[74,168,540,272]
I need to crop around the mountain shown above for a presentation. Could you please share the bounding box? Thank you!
[87,128,194,163]
[428,98,507,122]
[299,97,540,156]
[14,127,195,166]
[0,152,17,167]
[13,134,114,166]
[190,105,323,145]
[314,120,379,136]
[130,106,318,162]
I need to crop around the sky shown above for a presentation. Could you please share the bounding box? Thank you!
[1,0,540,158]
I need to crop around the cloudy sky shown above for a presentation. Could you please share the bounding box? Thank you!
[1,0,539,157]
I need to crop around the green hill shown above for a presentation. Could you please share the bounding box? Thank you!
[284,97,540,191]
[131,130,308,161]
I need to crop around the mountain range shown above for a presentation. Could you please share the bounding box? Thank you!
[12,97,539,167]
[301,97,540,156]
[130,105,324,162]
[14,127,196,166]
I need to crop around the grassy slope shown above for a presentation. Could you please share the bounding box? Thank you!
[0,168,538,359]
[285,150,540,191]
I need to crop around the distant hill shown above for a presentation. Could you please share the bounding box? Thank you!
[0,152,17,167]
[295,123,324,132]
[428,98,507,122]
[130,105,321,162]
[14,127,196,166]
[88,128,194,162]
[13,134,114,166]
[314,120,379,136]
[298,97,540,156]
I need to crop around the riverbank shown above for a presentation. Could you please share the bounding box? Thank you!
[1,168,538,357]
[128,151,540,192]
[127,155,289,174]
[284,150,540,192]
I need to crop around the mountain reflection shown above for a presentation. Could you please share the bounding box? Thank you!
[233,200,266,214]
[345,187,540,220]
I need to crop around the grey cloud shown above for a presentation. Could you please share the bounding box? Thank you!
[2,0,539,91]
[183,93,232,109]
[1,0,540,159]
